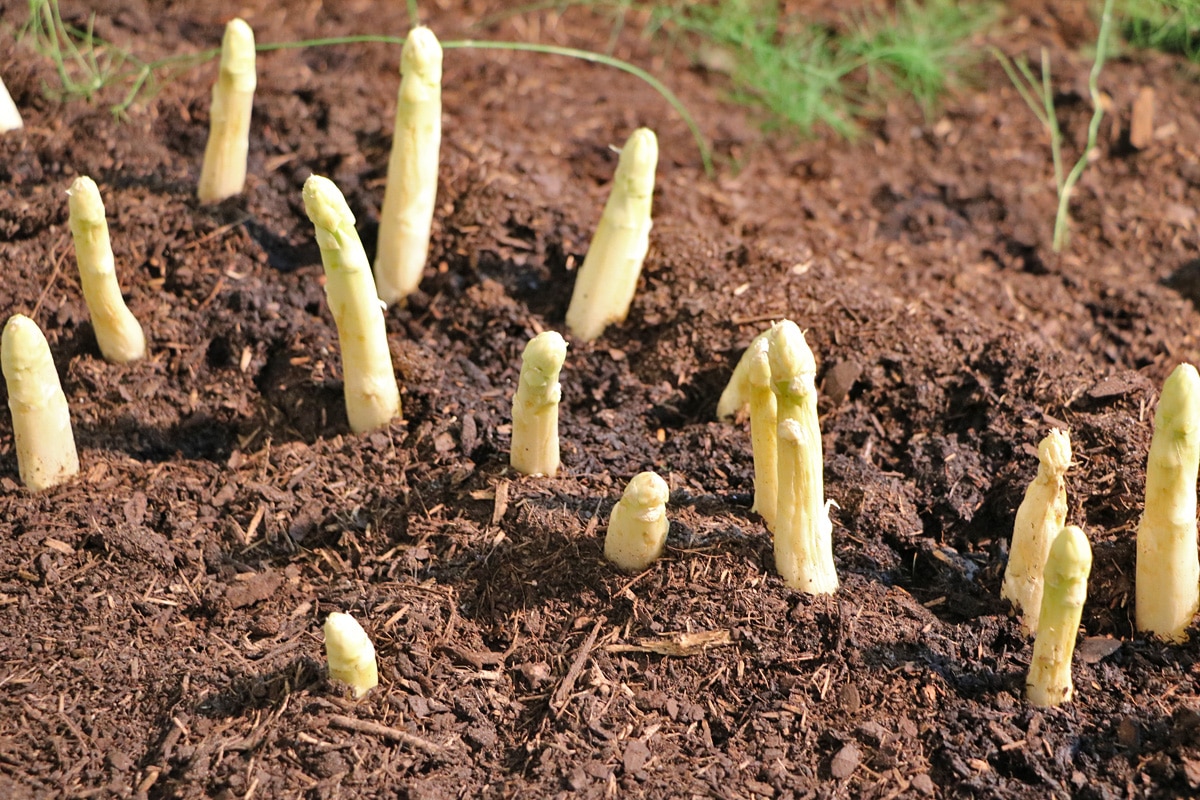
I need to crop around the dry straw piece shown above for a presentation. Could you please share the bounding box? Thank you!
[303,175,402,434]
[197,18,256,203]
[375,26,443,306]
[510,331,567,477]
[565,127,657,342]
[67,176,146,364]
[2,315,80,491]
[1001,428,1071,635]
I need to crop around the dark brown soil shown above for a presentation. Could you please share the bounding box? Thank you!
[3,0,1200,797]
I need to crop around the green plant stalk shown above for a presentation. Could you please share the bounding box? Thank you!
[303,175,402,434]
[197,19,256,203]
[324,612,379,699]
[1136,363,1200,642]
[1001,428,1071,636]
[565,127,657,342]
[768,320,837,594]
[2,314,79,491]
[604,470,670,572]
[1052,0,1114,252]
[375,26,443,306]
[67,176,146,364]
[747,333,778,530]
[511,331,568,477]
[1026,525,1092,707]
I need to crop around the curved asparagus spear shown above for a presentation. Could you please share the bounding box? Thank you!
[303,175,402,434]
[1026,525,1092,707]
[68,176,146,364]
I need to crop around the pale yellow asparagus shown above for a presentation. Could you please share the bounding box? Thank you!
[197,18,256,203]
[511,331,567,477]
[1136,363,1200,642]
[1001,428,1071,635]
[0,74,22,132]
[67,176,146,364]
[565,128,657,342]
[604,471,670,572]
[769,320,837,594]
[303,175,401,433]
[747,332,778,530]
[2,315,79,491]
[324,612,379,699]
[1026,525,1092,707]
[375,26,443,305]
[717,327,773,421]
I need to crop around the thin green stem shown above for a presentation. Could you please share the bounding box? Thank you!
[1038,48,1064,194]
[1052,0,1114,252]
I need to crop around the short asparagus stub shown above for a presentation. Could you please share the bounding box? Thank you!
[716,327,775,422]
[565,128,658,342]
[1136,362,1200,642]
[323,612,379,699]
[604,471,670,572]
[303,175,402,434]
[0,74,22,132]
[510,331,568,477]
[197,18,256,203]
[67,176,147,364]
[1001,428,1071,635]
[2,315,80,491]
[747,331,779,530]
[768,320,837,594]
[1026,525,1092,707]
[374,26,443,306]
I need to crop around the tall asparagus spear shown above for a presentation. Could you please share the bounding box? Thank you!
[375,26,443,306]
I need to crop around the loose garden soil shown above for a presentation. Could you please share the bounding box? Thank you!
[3,0,1200,797]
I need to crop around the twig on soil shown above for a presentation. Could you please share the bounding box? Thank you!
[327,714,448,757]
[31,234,69,319]
[551,617,606,718]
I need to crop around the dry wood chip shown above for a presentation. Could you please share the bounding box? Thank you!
[830,743,861,779]
[605,628,733,657]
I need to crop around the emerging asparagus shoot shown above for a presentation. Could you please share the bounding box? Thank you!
[1026,525,1092,707]
[374,26,443,305]
[67,176,146,364]
[303,175,402,434]
[1001,428,1071,635]
[197,18,256,203]
[768,320,837,594]
[747,331,779,530]
[604,471,670,572]
[1136,363,1200,642]
[565,128,658,342]
[324,612,379,699]
[510,331,568,477]
[717,327,773,421]
[0,74,22,132]
[2,315,80,491]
